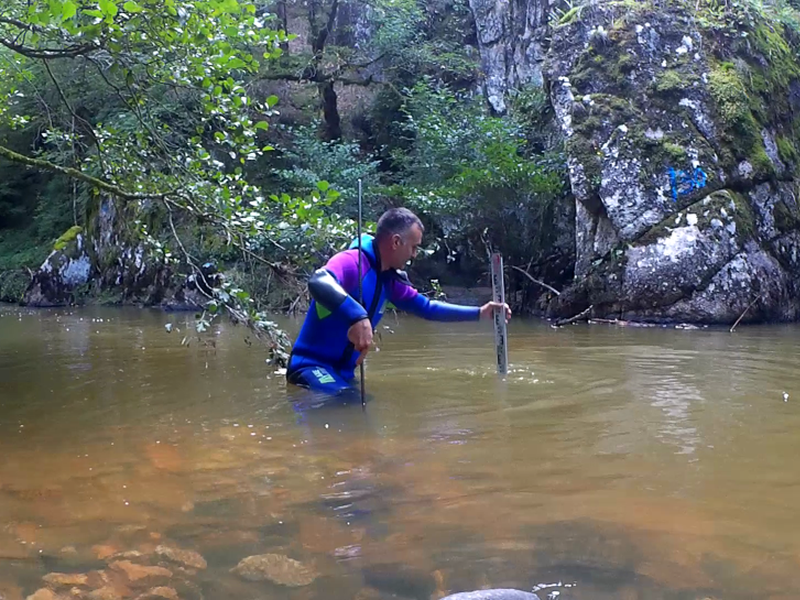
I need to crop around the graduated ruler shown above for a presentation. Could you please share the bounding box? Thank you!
[490,252,509,375]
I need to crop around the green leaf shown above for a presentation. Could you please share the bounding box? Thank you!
[254,121,268,131]
[266,95,279,108]
[317,181,330,192]
[99,0,119,17]
[62,0,78,20]
[123,1,143,12]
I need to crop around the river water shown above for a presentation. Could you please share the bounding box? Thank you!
[0,305,799,600]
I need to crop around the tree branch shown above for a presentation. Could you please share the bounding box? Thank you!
[42,58,107,172]
[255,71,379,88]
[553,305,593,327]
[0,16,42,32]
[0,36,97,59]
[511,265,561,296]
[0,143,170,201]
[314,0,340,54]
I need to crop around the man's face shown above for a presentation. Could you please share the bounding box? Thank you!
[389,224,423,269]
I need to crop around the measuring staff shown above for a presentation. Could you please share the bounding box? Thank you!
[286,207,512,397]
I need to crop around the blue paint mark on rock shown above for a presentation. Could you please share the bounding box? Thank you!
[669,166,707,201]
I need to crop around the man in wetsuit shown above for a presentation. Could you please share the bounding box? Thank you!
[286,207,512,395]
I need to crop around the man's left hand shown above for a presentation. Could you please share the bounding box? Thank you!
[479,301,511,322]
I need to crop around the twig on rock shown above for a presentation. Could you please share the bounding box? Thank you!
[730,295,761,333]
[511,265,561,296]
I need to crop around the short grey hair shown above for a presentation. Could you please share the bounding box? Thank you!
[375,208,424,241]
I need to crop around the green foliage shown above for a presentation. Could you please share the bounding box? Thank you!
[0,0,333,360]
[392,80,568,269]
[274,124,382,210]
[371,0,477,83]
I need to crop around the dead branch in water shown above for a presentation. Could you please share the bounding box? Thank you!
[511,265,561,296]
[730,295,761,333]
[589,318,623,325]
[553,304,594,327]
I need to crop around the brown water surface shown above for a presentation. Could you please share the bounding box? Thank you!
[1,305,799,600]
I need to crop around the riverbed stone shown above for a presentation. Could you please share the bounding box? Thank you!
[154,546,206,570]
[230,554,317,586]
[42,574,89,589]
[133,587,179,600]
[108,561,172,588]
[86,588,121,600]
[25,591,63,600]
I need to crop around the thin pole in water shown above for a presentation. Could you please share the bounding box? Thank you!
[490,252,508,375]
[357,179,366,409]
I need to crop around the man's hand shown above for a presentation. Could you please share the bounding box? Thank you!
[348,318,373,365]
[479,301,512,322]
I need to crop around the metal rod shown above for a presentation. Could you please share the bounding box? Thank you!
[490,252,508,375]
[358,179,366,408]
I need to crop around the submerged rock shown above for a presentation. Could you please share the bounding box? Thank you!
[442,592,541,600]
[41,573,89,589]
[154,546,206,571]
[108,561,172,588]
[86,587,123,600]
[25,590,63,600]
[133,587,179,600]
[230,554,317,587]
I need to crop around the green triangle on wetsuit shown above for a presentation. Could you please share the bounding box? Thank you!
[315,303,332,319]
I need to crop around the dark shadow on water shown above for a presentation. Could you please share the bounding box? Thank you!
[287,384,374,411]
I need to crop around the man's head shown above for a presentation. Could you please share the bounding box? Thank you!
[374,207,424,270]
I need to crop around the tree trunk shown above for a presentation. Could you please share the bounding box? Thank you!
[319,80,341,141]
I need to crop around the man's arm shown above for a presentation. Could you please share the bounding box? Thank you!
[308,250,373,363]
[389,275,478,321]
[389,274,511,322]
[308,267,367,325]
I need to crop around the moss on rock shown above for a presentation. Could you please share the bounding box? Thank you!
[53,226,83,252]
[774,197,800,234]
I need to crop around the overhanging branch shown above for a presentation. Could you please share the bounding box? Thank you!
[0,16,41,32]
[256,72,378,87]
[0,36,98,59]
[0,143,165,201]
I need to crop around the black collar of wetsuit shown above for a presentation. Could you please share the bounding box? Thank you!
[362,238,412,286]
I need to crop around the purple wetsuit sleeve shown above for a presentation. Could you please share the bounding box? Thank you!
[317,250,368,323]
[389,280,480,322]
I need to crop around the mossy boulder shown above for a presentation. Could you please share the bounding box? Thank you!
[22,198,207,309]
[23,228,93,307]
[545,0,800,323]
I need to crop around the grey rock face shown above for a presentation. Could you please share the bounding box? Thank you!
[22,197,207,309]
[468,0,549,113]
[544,2,800,323]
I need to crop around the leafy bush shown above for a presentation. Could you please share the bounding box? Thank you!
[390,79,569,272]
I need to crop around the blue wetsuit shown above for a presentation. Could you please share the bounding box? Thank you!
[286,235,480,395]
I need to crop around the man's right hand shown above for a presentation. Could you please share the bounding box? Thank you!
[348,318,373,365]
